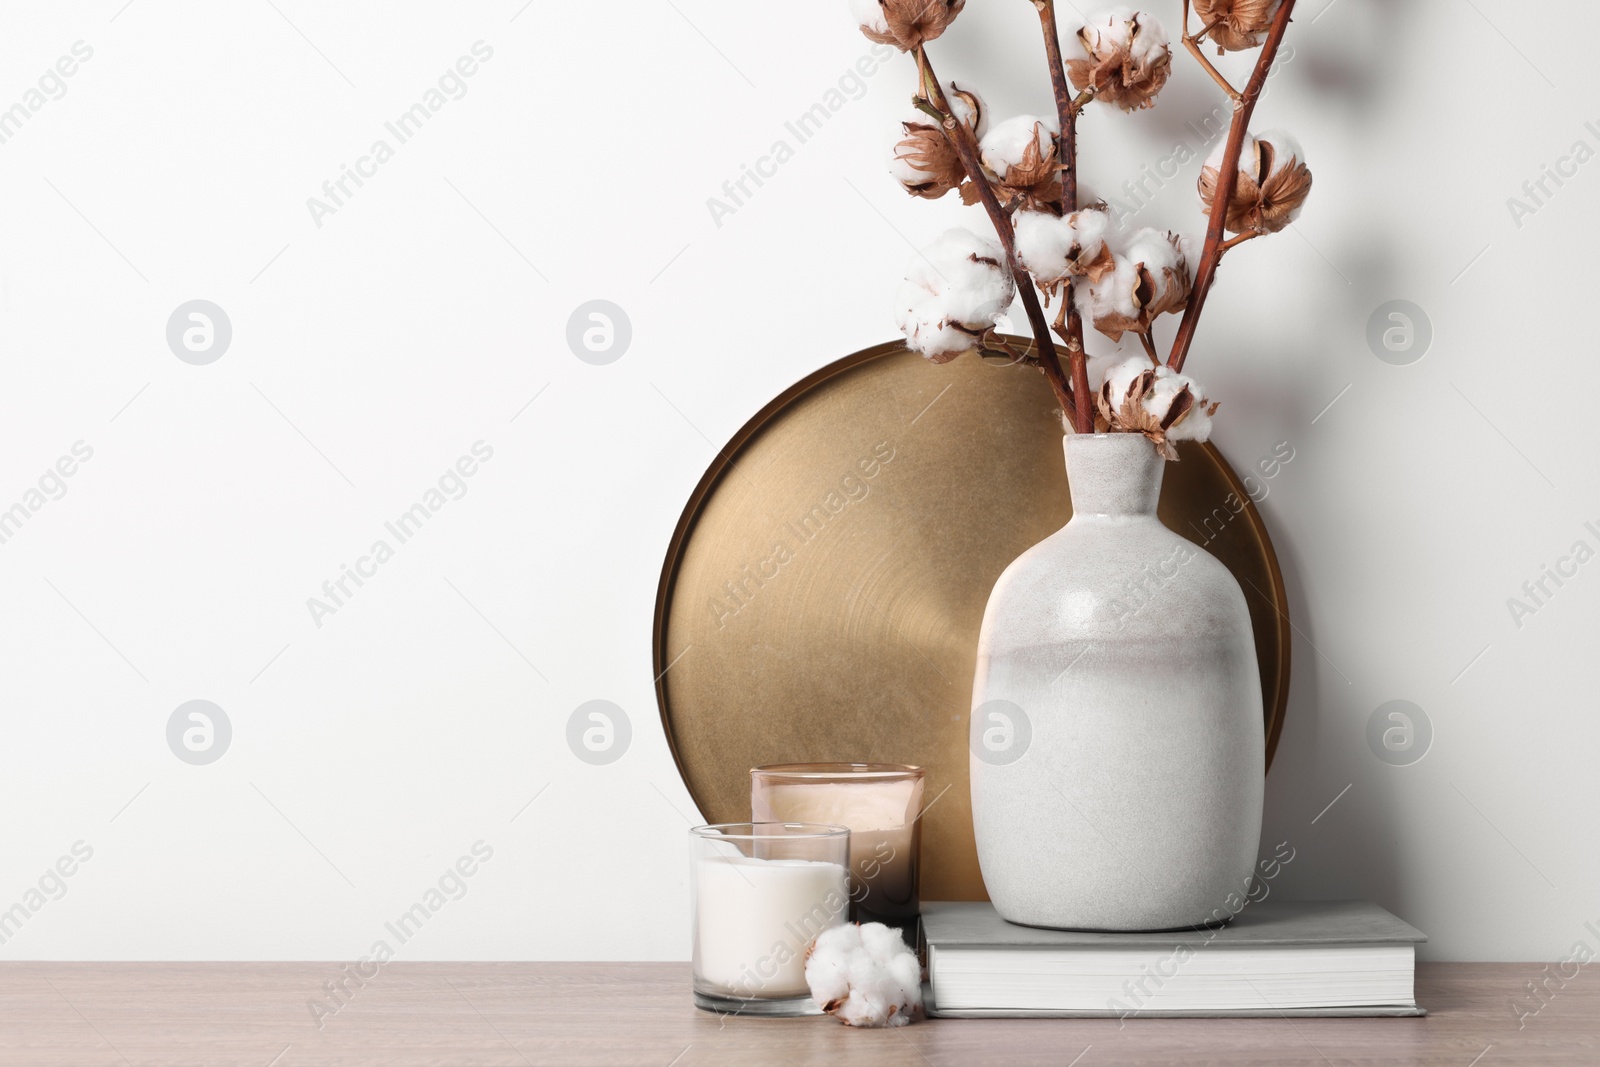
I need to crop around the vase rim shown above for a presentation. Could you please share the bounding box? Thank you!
[1065,432,1152,445]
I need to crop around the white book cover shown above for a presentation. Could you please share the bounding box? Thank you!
[923,899,1427,1018]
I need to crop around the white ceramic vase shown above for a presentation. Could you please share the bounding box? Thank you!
[970,433,1264,931]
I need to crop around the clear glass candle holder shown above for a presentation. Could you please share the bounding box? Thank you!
[751,763,925,936]
[689,822,850,1016]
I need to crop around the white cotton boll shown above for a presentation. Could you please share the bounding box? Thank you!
[912,228,1015,327]
[946,81,987,138]
[1200,128,1311,232]
[857,922,906,959]
[1141,365,1214,441]
[1078,254,1138,323]
[979,115,1056,179]
[943,267,1014,330]
[1073,207,1111,252]
[888,141,935,186]
[1088,347,1135,395]
[1072,7,1169,62]
[1152,367,1215,441]
[804,932,851,1003]
[1174,229,1194,264]
[887,121,965,199]
[1075,231,1164,327]
[806,923,923,1028]
[895,228,1015,362]
[1205,130,1303,179]
[1203,132,1255,173]
[1079,227,1187,339]
[1014,209,1110,285]
[849,0,888,35]
[1100,354,1150,406]
[1099,358,1217,443]
[1167,401,1213,441]
[1126,9,1169,62]
[894,283,970,362]
[1142,368,1186,420]
[1065,8,1171,111]
[885,946,922,991]
[894,292,974,362]
[1013,211,1070,282]
[887,152,922,186]
[1122,226,1187,304]
[1254,129,1305,177]
[1124,226,1181,277]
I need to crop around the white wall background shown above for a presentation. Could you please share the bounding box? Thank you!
[0,0,1594,965]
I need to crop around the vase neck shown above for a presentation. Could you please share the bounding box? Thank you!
[1064,434,1164,517]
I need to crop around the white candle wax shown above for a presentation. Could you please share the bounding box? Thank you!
[694,855,848,998]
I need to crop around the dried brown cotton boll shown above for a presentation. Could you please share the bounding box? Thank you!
[888,121,966,200]
[850,0,966,51]
[974,115,1063,211]
[1078,228,1191,342]
[1066,8,1172,112]
[1193,0,1282,53]
[1096,356,1219,460]
[1198,130,1312,234]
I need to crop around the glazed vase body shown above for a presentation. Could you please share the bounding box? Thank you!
[970,434,1264,931]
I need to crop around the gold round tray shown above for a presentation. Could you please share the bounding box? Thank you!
[653,340,1290,902]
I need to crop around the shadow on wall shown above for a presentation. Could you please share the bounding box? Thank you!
[1249,0,1421,928]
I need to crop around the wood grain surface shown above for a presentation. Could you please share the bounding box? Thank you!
[0,962,1593,1066]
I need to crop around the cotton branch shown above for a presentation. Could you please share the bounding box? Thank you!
[914,46,1084,430]
[1180,3,1242,101]
[1034,0,1078,208]
[1031,0,1094,435]
[1167,0,1297,372]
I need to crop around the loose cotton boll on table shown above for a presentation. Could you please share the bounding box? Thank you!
[805,922,924,1027]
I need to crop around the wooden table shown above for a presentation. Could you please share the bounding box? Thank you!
[1,963,1594,1065]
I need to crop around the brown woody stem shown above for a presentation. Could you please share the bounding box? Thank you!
[990,335,1034,366]
[1219,230,1262,253]
[1051,294,1070,335]
[1138,330,1161,365]
[1031,0,1094,434]
[1035,0,1077,210]
[915,45,1082,429]
[1167,0,1297,372]
[1181,7,1241,100]
[1063,305,1091,431]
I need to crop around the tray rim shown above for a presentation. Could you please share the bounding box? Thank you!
[652,339,1291,824]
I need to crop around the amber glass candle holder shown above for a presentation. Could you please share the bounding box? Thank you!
[750,763,925,935]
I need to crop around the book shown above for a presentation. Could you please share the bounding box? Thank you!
[922,899,1426,1018]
